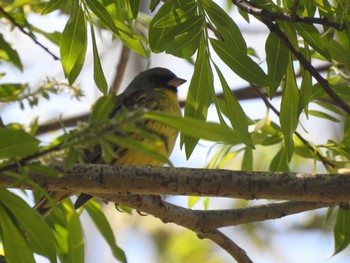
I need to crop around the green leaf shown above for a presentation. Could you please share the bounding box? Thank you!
[164,15,204,58]
[188,196,201,208]
[202,0,246,50]
[145,111,244,146]
[210,39,277,87]
[149,0,161,11]
[333,209,350,255]
[280,58,299,161]
[0,188,57,262]
[265,32,289,97]
[90,25,108,95]
[67,212,84,263]
[0,34,23,70]
[85,0,146,56]
[149,0,197,53]
[269,146,289,172]
[127,0,140,19]
[182,38,213,158]
[85,0,119,36]
[106,133,172,166]
[327,40,350,69]
[41,0,66,14]
[298,43,312,116]
[242,147,253,171]
[0,128,40,158]
[0,205,35,263]
[60,1,87,83]
[308,110,340,122]
[85,200,127,263]
[0,83,27,102]
[90,95,116,123]
[295,23,331,61]
[214,64,253,148]
[27,164,60,177]
[153,3,197,28]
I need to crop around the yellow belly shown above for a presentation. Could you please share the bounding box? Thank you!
[116,89,181,166]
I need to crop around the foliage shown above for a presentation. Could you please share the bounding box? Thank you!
[1,0,350,262]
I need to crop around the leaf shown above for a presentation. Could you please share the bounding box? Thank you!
[85,200,127,263]
[0,128,40,158]
[90,25,108,95]
[127,0,140,19]
[0,33,23,70]
[164,15,204,58]
[60,1,87,83]
[188,196,201,208]
[269,146,289,172]
[85,0,119,36]
[149,0,161,11]
[242,147,253,171]
[67,212,84,263]
[145,111,244,146]
[295,23,331,61]
[298,43,312,116]
[153,3,196,28]
[280,58,299,161]
[214,64,253,148]
[333,209,350,255]
[85,0,146,56]
[27,164,60,177]
[89,95,116,123]
[308,110,340,122]
[0,205,35,263]
[265,32,289,97]
[327,40,350,69]
[106,133,172,166]
[0,188,57,262]
[0,83,27,102]
[210,39,277,87]
[182,38,213,158]
[149,1,201,58]
[41,0,66,14]
[202,0,246,50]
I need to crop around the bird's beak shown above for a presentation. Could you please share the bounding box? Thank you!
[167,77,186,88]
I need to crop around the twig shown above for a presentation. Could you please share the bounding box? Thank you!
[109,45,130,95]
[198,230,253,263]
[232,0,345,30]
[0,6,60,61]
[233,0,350,115]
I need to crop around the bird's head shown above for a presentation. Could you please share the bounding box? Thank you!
[125,67,186,93]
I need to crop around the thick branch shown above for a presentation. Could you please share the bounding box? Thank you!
[98,193,327,230]
[1,163,350,203]
[102,194,253,263]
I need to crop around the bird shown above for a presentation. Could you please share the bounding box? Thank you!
[33,67,186,216]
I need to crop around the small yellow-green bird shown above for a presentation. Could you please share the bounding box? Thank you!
[34,67,186,215]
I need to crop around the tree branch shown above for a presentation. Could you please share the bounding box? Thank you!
[101,194,254,263]
[232,0,345,30]
[0,6,60,61]
[233,0,350,115]
[1,163,350,203]
[109,45,130,95]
